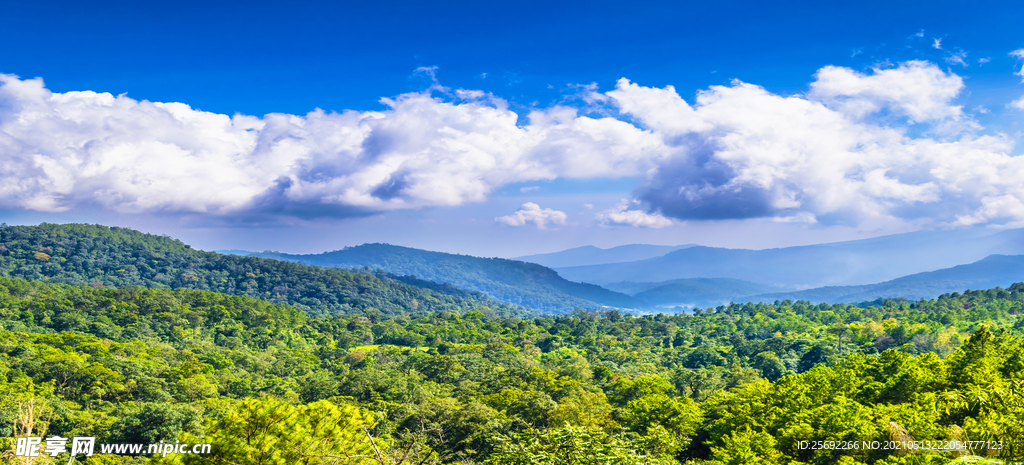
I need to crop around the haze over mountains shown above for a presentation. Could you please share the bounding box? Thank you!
[1,223,1022,313]
[223,227,1024,311]
[750,254,1024,304]
[513,244,696,268]
[553,228,1024,288]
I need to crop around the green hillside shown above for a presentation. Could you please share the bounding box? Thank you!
[0,223,521,318]
[2,275,1024,464]
[251,243,640,312]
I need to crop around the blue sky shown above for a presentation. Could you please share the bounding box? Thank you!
[3,0,1024,256]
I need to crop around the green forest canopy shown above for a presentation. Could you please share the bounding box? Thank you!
[1,274,1024,464]
[0,223,525,318]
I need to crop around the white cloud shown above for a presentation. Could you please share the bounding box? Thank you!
[945,50,968,67]
[978,57,991,65]
[606,62,1024,228]
[773,212,818,223]
[933,38,942,49]
[4,60,1024,229]
[0,74,658,218]
[1009,96,1024,110]
[495,202,567,229]
[1012,49,1024,81]
[807,61,967,124]
[596,200,673,228]
[520,186,540,193]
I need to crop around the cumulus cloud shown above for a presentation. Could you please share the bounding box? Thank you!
[596,200,673,228]
[495,202,567,228]
[605,61,1024,227]
[0,74,658,218]
[3,60,1024,229]
[806,61,967,123]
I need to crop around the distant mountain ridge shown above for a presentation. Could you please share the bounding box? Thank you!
[555,228,1024,288]
[246,244,640,312]
[748,254,1024,304]
[514,244,695,268]
[603,278,789,309]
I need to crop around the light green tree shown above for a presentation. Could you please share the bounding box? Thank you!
[483,426,675,465]
[167,398,382,465]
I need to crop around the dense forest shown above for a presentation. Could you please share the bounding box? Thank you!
[2,270,1024,464]
[0,224,524,318]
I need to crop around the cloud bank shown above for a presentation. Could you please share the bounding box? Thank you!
[2,60,1023,228]
[0,74,660,219]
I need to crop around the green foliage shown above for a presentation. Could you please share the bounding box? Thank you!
[483,426,675,465]
[2,255,1024,464]
[167,398,379,465]
[0,223,523,318]
[110,402,203,444]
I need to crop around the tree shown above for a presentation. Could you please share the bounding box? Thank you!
[710,426,784,465]
[110,402,203,444]
[483,426,674,465]
[169,398,382,465]
[751,351,787,382]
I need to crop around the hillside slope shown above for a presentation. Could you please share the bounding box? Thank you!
[0,224,521,317]
[249,243,640,312]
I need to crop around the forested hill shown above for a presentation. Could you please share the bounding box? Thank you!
[248,243,640,312]
[0,223,523,318]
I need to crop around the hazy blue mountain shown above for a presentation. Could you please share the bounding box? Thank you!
[603,278,789,309]
[514,244,695,268]
[748,254,1024,304]
[215,249,256,256]
[248,244,640,312]
[555,228,1024,288]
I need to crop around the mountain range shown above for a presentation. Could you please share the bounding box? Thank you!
[748,253,1024,304]
[237,244,639,312]
[229,228,1024,310]
[6,223,1023,315]
[513,244,695,268]
[552,228,1024,289]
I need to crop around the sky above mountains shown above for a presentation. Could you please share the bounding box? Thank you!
[3,0,1024,256]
